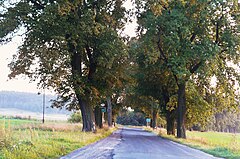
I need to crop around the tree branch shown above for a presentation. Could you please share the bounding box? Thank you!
[173,74,179,87]
[157,29,179,86]
[86,45,96,82]
[215,21,219,44]
[190,61,202,74]
[215,5,224,44]
[86,45,92,62]
[157,32,168,64]
[190,33,196,42]
[83,0,88,8]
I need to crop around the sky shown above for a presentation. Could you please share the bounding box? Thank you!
[0,0,137,94]
[0,36,41,93]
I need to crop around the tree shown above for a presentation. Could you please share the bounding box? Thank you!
[1,0,128,131]
[101,54,130,127]
[128,38,176,131]
[135,0,239,138]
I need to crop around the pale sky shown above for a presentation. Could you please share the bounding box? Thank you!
[0,0,137,94]
[0,36,41,93]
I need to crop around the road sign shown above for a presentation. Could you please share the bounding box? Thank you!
[146,118,151,123]
[101,107,106,112]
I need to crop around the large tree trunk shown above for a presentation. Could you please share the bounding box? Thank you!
[67,37,97,132]
[79,98,96,132]
[107,97,112,127]
[94,106,102,128]
[166,109,175,135]
[177,82,187,138]
[151,109,157,129]
[162,87,175,135]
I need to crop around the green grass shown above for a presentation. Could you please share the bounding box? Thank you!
[0,118,39,128]
[147,128,240,159]
[0,118,116,159]
[186,131,240,159]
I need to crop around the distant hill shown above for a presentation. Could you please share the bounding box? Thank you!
[0,91,70,114]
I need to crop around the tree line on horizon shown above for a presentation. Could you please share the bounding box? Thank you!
[0,91,69,114]
[0,0,239,138]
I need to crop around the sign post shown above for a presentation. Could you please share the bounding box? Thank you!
[146,118,151,127]
[100,103,106,123]
[101,107,106,113]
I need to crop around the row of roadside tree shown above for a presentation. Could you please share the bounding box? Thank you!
[0,0,239,138]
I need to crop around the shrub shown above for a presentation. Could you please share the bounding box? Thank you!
[117,112,146,126]
[68,112,82,123]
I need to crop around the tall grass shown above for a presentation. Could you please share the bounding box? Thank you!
[0,119,115,159]
[0,119,13,159]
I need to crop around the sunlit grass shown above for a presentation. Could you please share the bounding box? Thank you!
[0,117,39,128]
[147,127,240,159]
[187,131,240,149]
[0,118,116,159]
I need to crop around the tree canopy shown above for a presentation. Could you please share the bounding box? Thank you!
[134,0,239,138]
[1,0,128,131]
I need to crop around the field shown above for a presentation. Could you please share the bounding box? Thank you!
[149,128,240,159]
[0,108,69,121]
[0,117,115,159]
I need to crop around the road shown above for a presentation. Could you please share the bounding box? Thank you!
[60,127,222,159]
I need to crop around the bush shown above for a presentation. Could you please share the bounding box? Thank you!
[117,112,146,126]
[68,112,82,123]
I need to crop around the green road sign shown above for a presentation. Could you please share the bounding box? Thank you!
[101,107,106,112]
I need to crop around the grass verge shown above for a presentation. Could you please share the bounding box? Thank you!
[0,118,116,159]
[145,127,240,159]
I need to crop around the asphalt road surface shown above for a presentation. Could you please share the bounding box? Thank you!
[60,127,222,159]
